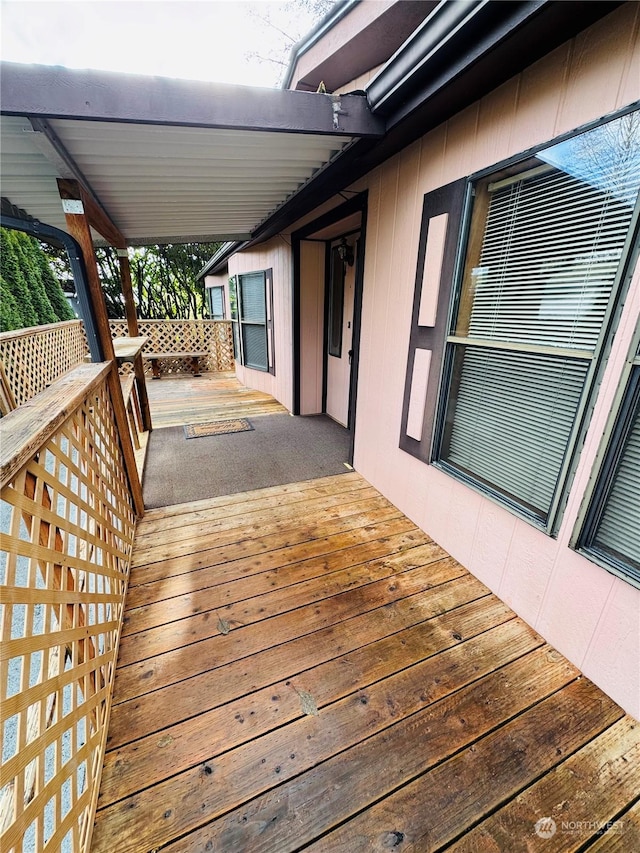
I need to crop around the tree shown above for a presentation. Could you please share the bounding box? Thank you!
[0,227,76,331]
[0,229,38,329]
[45,241,222,321]
[11,231,57,325]
[0,275,22,331]
[247,0,337,84]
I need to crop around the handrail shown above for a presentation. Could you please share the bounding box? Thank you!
[0,362,111,488]
[0,362,136,852]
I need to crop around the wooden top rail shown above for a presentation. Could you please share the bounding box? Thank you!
[0,319,84,342]
[112,336,148,362]
[0,361,111,489]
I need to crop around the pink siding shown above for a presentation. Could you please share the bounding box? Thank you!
[349,4,640,718]
[299,241,325,415]
[228,239,294,412]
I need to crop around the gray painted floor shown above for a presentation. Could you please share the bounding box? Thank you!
[142,413,351,508]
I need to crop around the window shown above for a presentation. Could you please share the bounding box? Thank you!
[577,336,640,585]
[434,110,640,530]
[229,269,275,373]
[208,285,225,320]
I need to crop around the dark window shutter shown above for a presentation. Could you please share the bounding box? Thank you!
[399,178,467,462]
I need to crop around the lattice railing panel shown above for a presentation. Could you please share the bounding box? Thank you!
[0,323,89,407]
[109,320,234,376]
[1,373,136,853]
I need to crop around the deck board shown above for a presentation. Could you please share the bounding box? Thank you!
[92,473,640,853]
[145,370,288,428]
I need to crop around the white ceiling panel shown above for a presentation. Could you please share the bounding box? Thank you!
[1,113,353,244]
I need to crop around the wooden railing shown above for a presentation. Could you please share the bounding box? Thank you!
[108,319,234,376]
[0,363,136,853]
[0,322,89,410]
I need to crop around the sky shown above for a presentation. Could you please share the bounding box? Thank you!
[1,0,328,88]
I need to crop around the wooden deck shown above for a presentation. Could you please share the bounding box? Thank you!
[145,370,288,428]
[92,473,639,852]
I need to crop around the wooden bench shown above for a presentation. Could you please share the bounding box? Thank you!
[145,351,207,379]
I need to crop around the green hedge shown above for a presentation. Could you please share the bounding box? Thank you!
[0,228,75,332]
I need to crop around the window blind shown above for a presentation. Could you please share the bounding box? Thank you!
[594,398,640,567]
[240,272,267,323]
[210,286,224,319]
[443,347,589,515]
[236,270,271,372]
[438,109,640,527]
[464,169,634,351]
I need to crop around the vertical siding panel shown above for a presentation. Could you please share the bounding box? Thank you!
[556,4,635,134]
[580,578,640,717]
[509,41,570,155]
[616,4,640,108]
[367,158,400,485]
[416,122,447,196]
[354,168,382,475]
[475,77,520,169]
[299,241,325,415]
[440,102,479,185]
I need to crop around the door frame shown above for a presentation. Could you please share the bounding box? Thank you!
[292,191,368,464]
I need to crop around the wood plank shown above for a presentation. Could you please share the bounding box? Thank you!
[118,534,442,666]
[306,680,624,853]
[158,645,582,853]
[133,480,374,547]
[130,489,388,566]
[107,572,493,749]
[125,528,431,620]
[126,516,425,602]
[586,798,640,852]
[100,596,515,806]
[143,370,289,428]
[137,471,365,529]
[112,556,465,700]
[121,536,446,642]
[448,716,640,853]
[92,619,548,852]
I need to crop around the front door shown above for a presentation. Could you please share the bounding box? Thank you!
[325,237,357,427]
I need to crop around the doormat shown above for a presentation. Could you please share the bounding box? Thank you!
[184,418,253,439]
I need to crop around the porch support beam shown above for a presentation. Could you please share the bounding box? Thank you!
[58,178,153,436]
[57,177,126,249]
[1,62,385,137]
[116,249,152,432]
[57,179,145,517]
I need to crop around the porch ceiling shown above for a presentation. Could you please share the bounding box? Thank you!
[0,62,378,246]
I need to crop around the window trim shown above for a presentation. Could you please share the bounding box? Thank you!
[572,320,640,588]
[208,284,226,320]
[229,269,275,375]
[431,107,640,535]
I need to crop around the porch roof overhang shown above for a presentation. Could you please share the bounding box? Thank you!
[0,62,383,246]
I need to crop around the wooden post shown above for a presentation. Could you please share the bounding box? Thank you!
[58,179,145,517]
[117,249,152,432]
